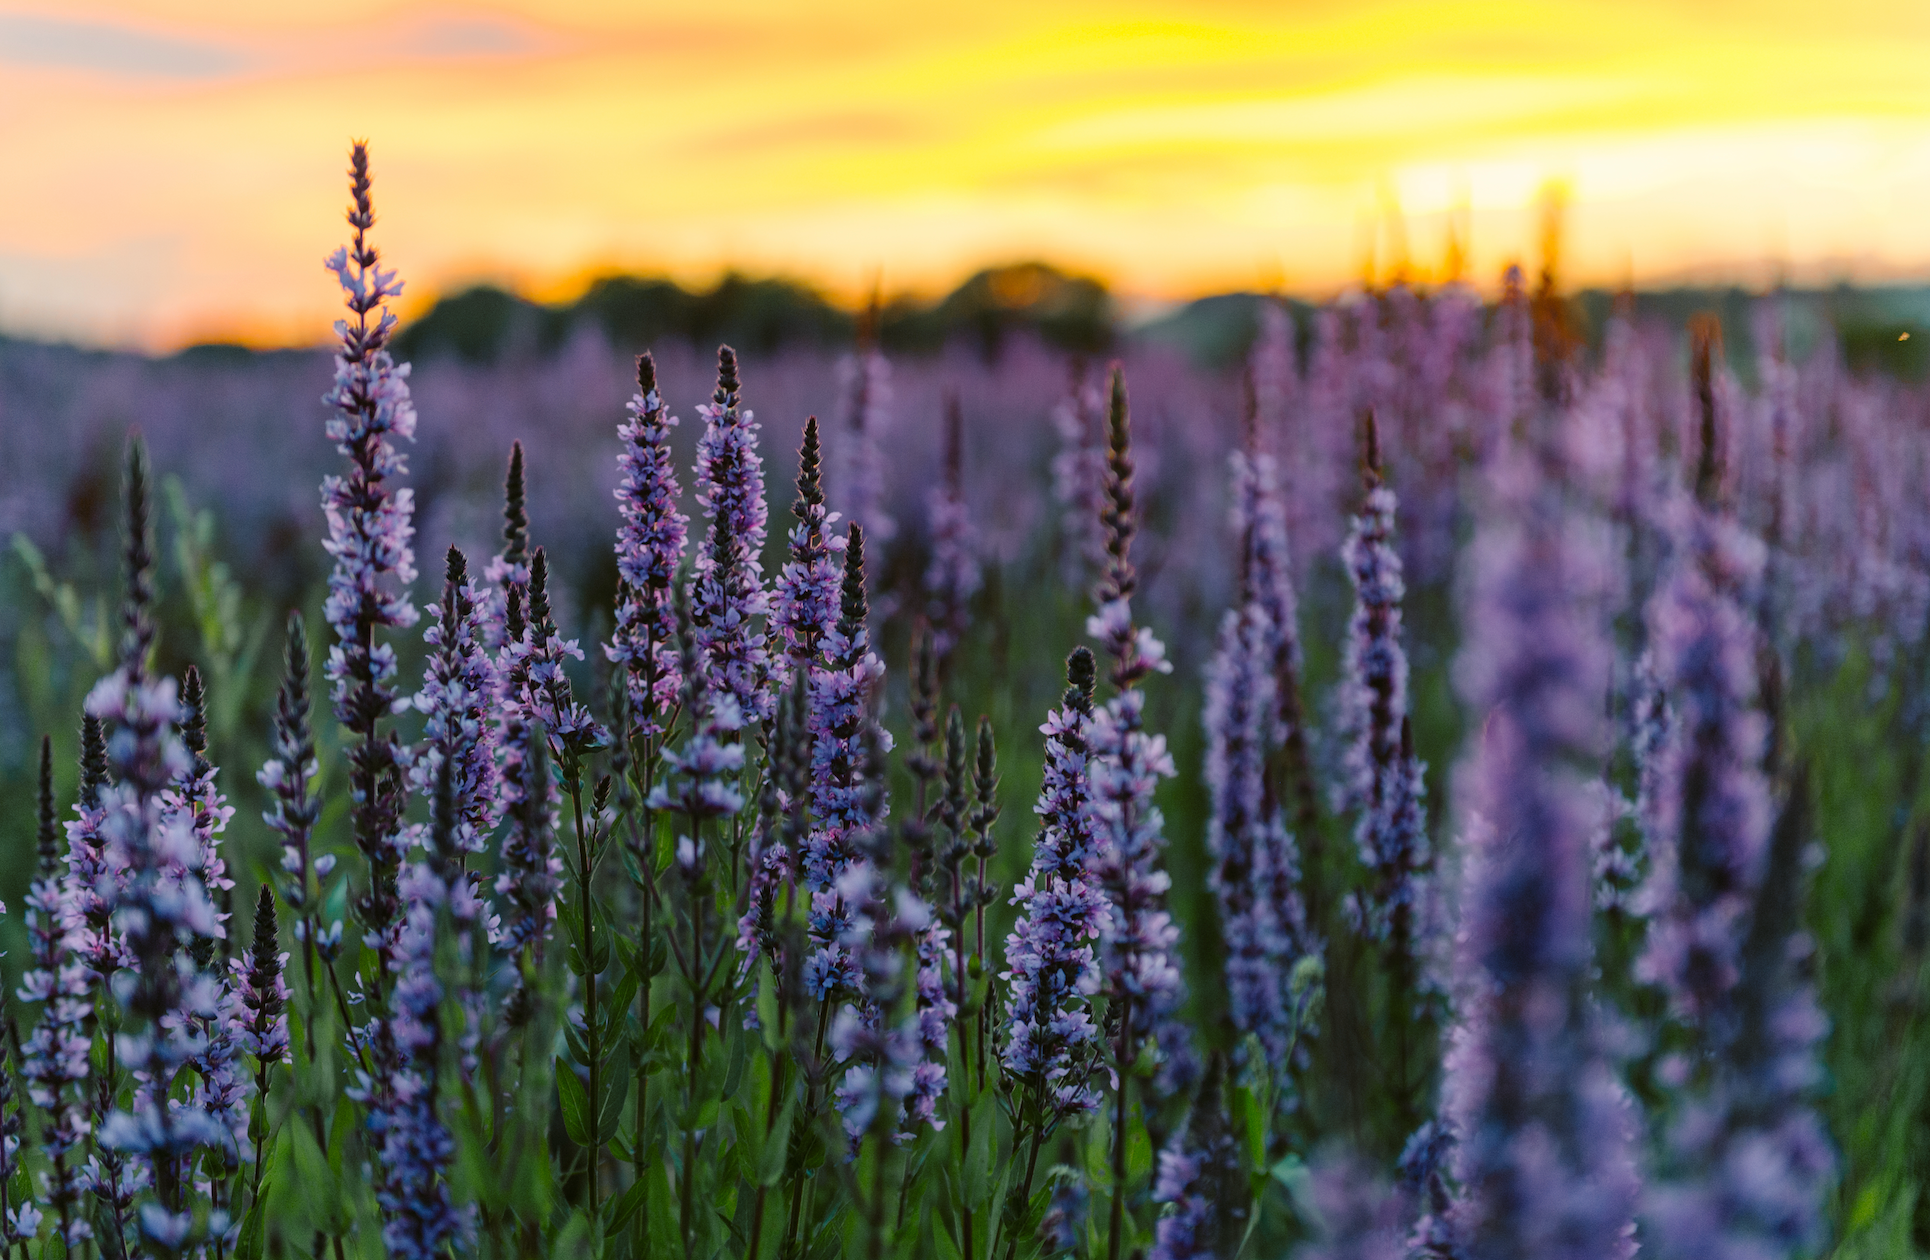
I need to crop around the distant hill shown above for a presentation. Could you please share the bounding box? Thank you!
[120,271,1930,379]
[391,262,1116,365]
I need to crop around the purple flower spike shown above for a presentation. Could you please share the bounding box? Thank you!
[1644,774,1833,1260]
[836,317,894,548]
[1637,497,1770,1025]
[320,141,418,946]
[370,898,470,1259]
[1337,416,1429,961]
[1441,444,1639,1260]
[259,614,321,922]
[236,887,290,1069]
[91,437,238,1238]
[607,352,689,734]
[411,548,502,861]
[20,834,93,1246]
[510,548,608,763]
[802,524,890,1000]
[1202,601,1300,1070]
[1084,366,1184,1067]
[924,391,980,661]
[772,416,845,680]
[1149,1060,1241,1260]
[1299,1153,1410,1260]
[1002,648,1107,1118]
[692,345,775,729]
[1051,360,1110,583]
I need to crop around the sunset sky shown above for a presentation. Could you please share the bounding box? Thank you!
[7,1,1930,348]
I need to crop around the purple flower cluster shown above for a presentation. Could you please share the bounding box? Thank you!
[1050,361,1110,582]
[1637,498,1771,1025]
[692,346,775,728]
[1002,648,1107,1116]
[1300,1153,1410,1260]
[829,829,923,1144]
[1202,600,1301,1068]
[1644,778,1832,1260]
[802,526,889,1000]
[1440,445,1639,1260]
[318,146,420,983]
[647,600,748,827]
[1337,427,1429,953]
[366,896,469,1259]
[924,392,980,660]
[836,338,894,548]
[259,615,322,926]
[1148,1063,1239,1260]
[772,415,845,677]
[18,864,92,1246]
[607,352,689,732]
[1084,369,1184,1065]
[410,549,502,860]
[510,549,608,761]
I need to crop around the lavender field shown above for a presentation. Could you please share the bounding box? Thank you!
[1,148,1926,1260]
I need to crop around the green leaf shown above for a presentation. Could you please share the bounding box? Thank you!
[758,1094,797,1187]
[723,1027,749,1100]
[963,1094,995,1203]
[756,964,781,1049]
[232,1194,268,1260]
[1125,1119,1152,1184]
[599,1066,632,1145]
[559,1061,593,1146]
[607,1174,651,1231]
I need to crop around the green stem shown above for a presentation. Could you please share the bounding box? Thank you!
[681,817,707,1251]
[569,764,600,1216]
[1107,995,1133,1260]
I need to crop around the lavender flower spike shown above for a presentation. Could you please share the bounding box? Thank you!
[1149,1059,1242,1260]
[410,548,501,860]
[772,415,845,679]
[90,435,233,1249]
[1441,444,1638,1260]
[607,352,689,733]
[1636,498,1770,1028]
[512,548,609,762]
[1202,601,1299,1070]
[1645,772,1833,1260]
[236,887,290,1071]
[259,614,321,922]
[1085,365,1183,1055]
[692,345,775,728]
[801,524,890,1001]
[1337,415,1428,959]
[0,991,42,1248]
[924,391,981,660]
[1002,648,1107,1116]
[320,141,419,945]
[20,798,93,1247]
[836,305,894,547]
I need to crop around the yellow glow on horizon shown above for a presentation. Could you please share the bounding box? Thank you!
[6,0,1930,348]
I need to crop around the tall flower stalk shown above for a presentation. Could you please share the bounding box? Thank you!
[260,614,323,993]
[320,141,419,986]
[925,390,980,662]
[1083,366,1184,1260]
[20,737,91,1248]
[1337,413,1431,1124]
[608,352,689,733]
[650,584,746,1248]
[90,435,235,1253]
[692,345,775,730]
[999,648,1107,1258]
[1440,441,1639,1260]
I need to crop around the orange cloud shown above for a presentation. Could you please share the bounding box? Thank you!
[5,0,1930,347]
